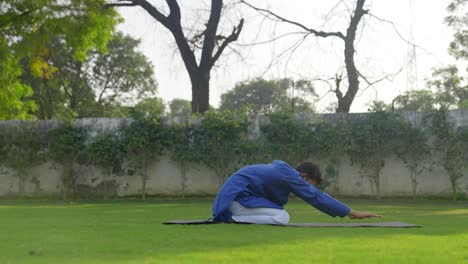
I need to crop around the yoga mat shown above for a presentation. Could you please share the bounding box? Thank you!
[163,220,420,228]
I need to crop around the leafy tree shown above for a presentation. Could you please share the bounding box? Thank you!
[168,99,192,122]
[88,131,124,199]
[428,66,468,110]
[367,100,392,112]
[1,122,47,195]
[446,0,468,60]
[347,112,403,199]
[310,121,349,192]
[0,0,119,119]
[88,32,158,116]
[48,123,88,199]
[0,39,36,120]
[220,78,316,114]
[165,123,200,196]
[196,109,250,184]
[391,90,436,112]
[426,110,468,200]
[130,98,165,124]
[426,1,468,111]
[21,32,157,119]
[395,122,431,199]
[261,111,314,166]
[120,114,165,200]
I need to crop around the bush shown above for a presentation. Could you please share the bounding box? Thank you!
[196,109,251,184]
[0,122,47,195]
[120,117,165,199]
[48,123,88,199]
[347,112,405,199]
[87,131,124,199]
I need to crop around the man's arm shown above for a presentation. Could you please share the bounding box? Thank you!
[286,175,382,219]
[286,176,351,217]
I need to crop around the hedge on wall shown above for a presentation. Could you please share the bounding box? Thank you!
[0,110,467,200]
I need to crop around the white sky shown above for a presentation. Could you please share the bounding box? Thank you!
[116,0,456,113]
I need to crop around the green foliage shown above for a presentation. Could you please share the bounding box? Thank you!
[130,98,165,124]
[89,32,158,116]
[395,121,431,198]
[0,0,119,120]
[196,109,251,183]
[20,32,157,119]
[87,131,124,198]
[425,1,468,112]
[220,78,317,114]
[310,120,349,190]
[261,111,315,166]
[120,117,165,199]
[48,123,88,199]
[168,99,192,122]
[391,90,436,112]
[428,66,468,110]
[446,0,468,60]
[164,122,201,195]
[0,38,37,120]
[0,122,47,194]
[347,112,404,199]
[425,110,468,200]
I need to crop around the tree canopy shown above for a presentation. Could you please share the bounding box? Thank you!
[220,78,317,114]
[0,0,119,119]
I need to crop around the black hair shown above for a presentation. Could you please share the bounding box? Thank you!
[296,160,323,185]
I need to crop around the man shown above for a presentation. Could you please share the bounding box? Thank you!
[212,160,381,224]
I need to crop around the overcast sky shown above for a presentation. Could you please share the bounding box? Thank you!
[116,0,456,113]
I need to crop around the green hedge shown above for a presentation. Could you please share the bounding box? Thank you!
[0,109,467,200]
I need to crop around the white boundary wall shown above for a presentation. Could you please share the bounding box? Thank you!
[0,110,467,197]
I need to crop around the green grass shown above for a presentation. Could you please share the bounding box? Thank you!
[0,199,467,264]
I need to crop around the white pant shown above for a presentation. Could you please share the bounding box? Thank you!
[229,201,290,225]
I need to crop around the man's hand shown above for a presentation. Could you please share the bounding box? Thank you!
[347,209,382,219]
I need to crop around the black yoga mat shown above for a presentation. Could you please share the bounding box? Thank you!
[163,220,420,228]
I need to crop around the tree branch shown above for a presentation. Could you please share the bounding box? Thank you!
[241,0,345,40]
[211,18,244,67]
[200,0,224,69]
[367,12,433,56]
[105,1,138,8]
[134,0,170,26]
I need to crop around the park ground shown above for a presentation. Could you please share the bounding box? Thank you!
[0,198,467,264]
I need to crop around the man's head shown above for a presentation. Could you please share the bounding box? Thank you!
[296,160,322,186]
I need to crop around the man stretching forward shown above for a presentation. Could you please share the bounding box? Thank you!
[212,160,381,224]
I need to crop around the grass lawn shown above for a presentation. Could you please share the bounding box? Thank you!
[0,198,467,264]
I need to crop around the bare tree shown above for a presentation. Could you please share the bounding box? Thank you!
[107,0,244,113]
[242,0,369,112]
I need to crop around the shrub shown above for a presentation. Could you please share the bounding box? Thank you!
[48,123,88,199]
[87,131,124,199]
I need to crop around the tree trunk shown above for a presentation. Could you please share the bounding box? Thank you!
[375,176,381,200]
[373,167,381,200]
[335,0,367,113]
[18,175,26,197]
[110,0,243,114]
[180,161,187,198]
[446,166,460,201]
[333,159,341,195]
[450,174,458,201]
[104,171,111,200]
[410,168,417,200]
[191,71,210,113]
[141,159,148,200]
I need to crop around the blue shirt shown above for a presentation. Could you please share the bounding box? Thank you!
[212,160,351,222]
